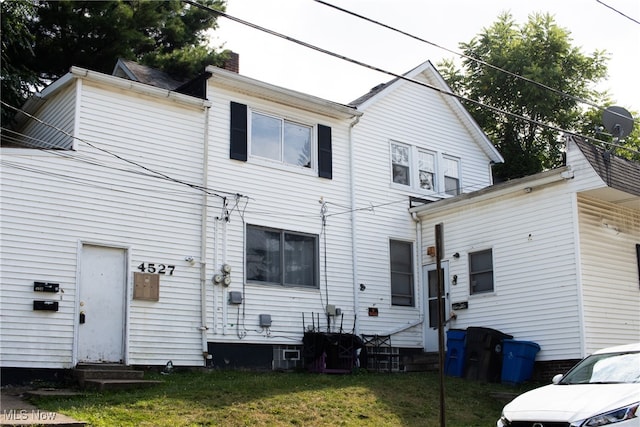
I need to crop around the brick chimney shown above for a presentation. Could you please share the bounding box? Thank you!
[222,51,239,73]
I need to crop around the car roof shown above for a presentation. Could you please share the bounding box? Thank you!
[593,343,640,354]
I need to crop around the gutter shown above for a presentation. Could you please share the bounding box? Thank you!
[410,166,574,217]
[70,67,211,109]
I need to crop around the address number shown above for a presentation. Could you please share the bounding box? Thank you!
[137,263,175,275]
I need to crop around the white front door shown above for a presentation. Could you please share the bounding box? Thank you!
[423,261,449,352]
[77,244,127,363]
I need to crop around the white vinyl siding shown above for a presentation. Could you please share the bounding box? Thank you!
[17,83,76,149]
[1,79,208,368]
[205,83,355,346]
[417,184,583,361]
[577,195,640,354]
[353,69,496,348]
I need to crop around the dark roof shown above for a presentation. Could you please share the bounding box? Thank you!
[348,80,396,106]
[113,59,186,90]
[573,136,640,197]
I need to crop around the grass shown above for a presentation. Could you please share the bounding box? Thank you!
[31,370,539,427]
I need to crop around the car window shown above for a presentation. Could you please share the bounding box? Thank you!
[561,351,640,384]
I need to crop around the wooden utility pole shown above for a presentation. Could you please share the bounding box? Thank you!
[435,223,446,427]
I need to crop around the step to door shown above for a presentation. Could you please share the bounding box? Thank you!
[74,364,161,391]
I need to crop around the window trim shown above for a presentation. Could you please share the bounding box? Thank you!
[389,239,415,307]
[249,109,315,170]
[388,140,461,197]
[229,101,333,179]
[246,224,320,289]
[442,155,461,196]
[469,248,494,295]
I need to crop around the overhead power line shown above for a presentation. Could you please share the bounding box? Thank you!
[314,0,635,123]
[1,100,248,200]
[596,0,640,25]
[184,0,638,154]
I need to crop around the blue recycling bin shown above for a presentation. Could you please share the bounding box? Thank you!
[501,339,540,384]
[445,329,466,377]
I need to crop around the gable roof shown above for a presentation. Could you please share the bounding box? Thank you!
[349,60,503,164]
[112,58,186,90]
[572,136,640,197]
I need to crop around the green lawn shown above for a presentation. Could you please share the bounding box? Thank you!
[32,370,539,427]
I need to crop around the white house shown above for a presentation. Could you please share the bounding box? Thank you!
[12,57,603,375]
[409,136,640,374]
[0,62,364,372]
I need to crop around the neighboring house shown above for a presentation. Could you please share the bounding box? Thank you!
[409,136,640,372]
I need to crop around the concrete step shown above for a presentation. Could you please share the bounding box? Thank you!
[403,352,441,372]
[82,379,163,392]
[74,364,160,391]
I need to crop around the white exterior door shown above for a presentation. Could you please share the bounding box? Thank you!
[77,244,127,363]
[423,261,449,352]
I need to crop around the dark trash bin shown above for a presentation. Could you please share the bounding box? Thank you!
[501,339,540,384]
[445,329,466,377]
[464,326,513,382]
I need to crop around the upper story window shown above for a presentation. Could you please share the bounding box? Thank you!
[251,112,312,168]
[391,142,411,185]
[418,150,436,191]
[390,140,460,196]
[230,101,333,179]
[246,224,319,288]
[469,249,494,295]
[443,156,460,196]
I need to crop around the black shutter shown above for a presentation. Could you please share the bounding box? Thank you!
[230,102,247,161]
[317,124,332,179]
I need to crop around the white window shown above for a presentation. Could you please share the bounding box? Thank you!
[251,111,312,168]
[418,150,436,191]
[469,249,494,294]
[390,240,414,306]
[389,142,461,196]
[391,142,411,185]
[443,156,460,196]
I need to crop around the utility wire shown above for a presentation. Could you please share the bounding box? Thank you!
[1,100,248,200]
[184,0,638,154]
[315,0,627,120]
[596,0,640,25]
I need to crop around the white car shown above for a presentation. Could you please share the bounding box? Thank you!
[498,343,640,427]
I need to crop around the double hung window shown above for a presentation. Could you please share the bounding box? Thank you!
[390,141,460,196]
[390,240,414,306]
[246,225,319,288]
[469,249,494,294]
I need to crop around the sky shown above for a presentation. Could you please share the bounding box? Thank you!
[210,0,639,114]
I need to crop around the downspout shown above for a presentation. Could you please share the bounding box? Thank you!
[200,106,210,364]
[349,115,361,335]
[412,211,424,335]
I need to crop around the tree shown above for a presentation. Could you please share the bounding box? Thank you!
[1,0,227,126]
[439,12,612,181]
[1,0,40,126]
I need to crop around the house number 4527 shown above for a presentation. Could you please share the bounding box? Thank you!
[137,263,175,275]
